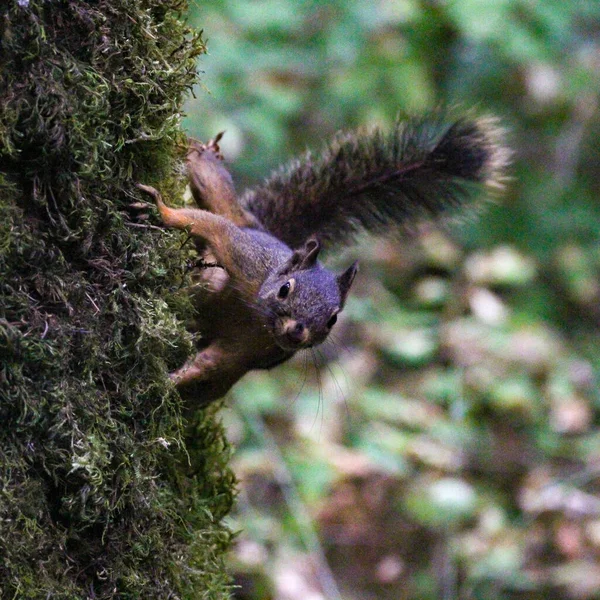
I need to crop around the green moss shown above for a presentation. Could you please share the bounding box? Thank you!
[0,1,233,598]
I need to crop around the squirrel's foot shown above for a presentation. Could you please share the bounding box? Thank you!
[127,188,154,221]
[128,203,151,219]
[129,183,161,221]
[170,346,223,386]
[170,345,247,403]
[188,131,225,162]
[170,350,218,385]
[136,183,161,201]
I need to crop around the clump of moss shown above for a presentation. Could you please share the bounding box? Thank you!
[0,1,234,598]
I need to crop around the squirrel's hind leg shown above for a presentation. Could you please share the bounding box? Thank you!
[187,136,258,228]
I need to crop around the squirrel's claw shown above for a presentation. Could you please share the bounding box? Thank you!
[130,183,165,222]
[127,201,151,221]
[128,188,155,221]
[129,201,151,210]
[208,131,225,152]
[188,132,226,161]
[136,182,161,200]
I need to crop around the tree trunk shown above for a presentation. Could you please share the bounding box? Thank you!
[0,1,234,597]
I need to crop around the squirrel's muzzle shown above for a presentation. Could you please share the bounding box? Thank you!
[277,317,311,349]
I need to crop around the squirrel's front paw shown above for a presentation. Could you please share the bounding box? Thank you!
[128,183,160,221]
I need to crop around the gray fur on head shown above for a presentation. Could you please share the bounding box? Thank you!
[257,237,358,351]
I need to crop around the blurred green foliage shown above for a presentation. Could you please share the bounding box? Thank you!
[184,1,600,599]
[186,0,600,254]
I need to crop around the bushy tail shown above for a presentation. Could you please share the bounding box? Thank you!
[242,114,510,249]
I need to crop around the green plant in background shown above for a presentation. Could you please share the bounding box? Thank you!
[186,0,600,250]
[185,1,600,599]
[0,2,234,598]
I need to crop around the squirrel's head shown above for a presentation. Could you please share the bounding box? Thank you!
[258,237,358,352]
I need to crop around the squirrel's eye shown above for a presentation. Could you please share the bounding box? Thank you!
[326,314,338,328]
[278,282,291,299]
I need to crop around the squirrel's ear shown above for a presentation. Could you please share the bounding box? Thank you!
[338,261,359,305]
[300,237,320,267]
[282,237,321,274]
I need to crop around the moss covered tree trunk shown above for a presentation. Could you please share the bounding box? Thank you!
[0,2,234,597]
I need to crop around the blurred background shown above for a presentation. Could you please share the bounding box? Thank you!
[185,1,600,599]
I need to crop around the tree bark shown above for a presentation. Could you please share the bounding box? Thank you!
[0,2,234,597]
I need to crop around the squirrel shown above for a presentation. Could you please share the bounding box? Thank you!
[137,113,509,405]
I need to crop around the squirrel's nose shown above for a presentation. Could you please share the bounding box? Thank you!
[284,321,308,344]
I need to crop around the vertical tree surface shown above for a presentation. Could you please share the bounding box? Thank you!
[0,1,234,598]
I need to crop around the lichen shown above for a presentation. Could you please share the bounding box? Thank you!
[0,1,234,598]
